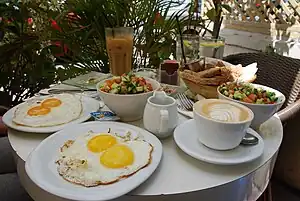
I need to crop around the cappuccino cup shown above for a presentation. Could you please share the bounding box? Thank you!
[193,99,254,150]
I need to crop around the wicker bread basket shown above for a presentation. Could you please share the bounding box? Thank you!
[180,58,257,98]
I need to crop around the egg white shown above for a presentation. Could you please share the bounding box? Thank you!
[13,94,82,127]
[56,132,153,187]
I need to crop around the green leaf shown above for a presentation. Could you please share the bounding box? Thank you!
[221,4,232,13]
[206,8,216,21]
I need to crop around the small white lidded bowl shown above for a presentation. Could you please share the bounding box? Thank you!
[193,99,254,150]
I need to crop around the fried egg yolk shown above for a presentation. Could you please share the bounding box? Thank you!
[27,106,51,116]
[41,98,62,108]
[100,144,134,168]
[87,134,117,153]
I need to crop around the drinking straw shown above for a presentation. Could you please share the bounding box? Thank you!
[215,16,223,39]
[176,16,187,64]
[103,14,114,37]
[202,21,212,37]
[212,16,223,58]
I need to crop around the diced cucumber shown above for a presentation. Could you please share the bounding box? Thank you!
[266,91,275,98]
[270,96,278,102]
[122,76,130,83]
[111,83,119,89]
[256,98,264,104]
[110,88,119,94]
[233,92,244,100]
[136,86,144,92]
[120,86,127,94]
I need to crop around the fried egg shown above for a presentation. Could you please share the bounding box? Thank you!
[13,94,82,127]
[56,132,153,187]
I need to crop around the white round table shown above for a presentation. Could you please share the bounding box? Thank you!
[8,114,283,201]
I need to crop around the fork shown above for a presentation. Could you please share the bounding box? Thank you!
[177,93,194,111]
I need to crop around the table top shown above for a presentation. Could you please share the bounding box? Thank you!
[8,104,283,196]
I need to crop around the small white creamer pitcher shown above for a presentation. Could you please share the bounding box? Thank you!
[143,91,178,138]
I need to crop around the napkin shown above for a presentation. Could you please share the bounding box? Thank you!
[236,62,258,83]
[39,84,99,98]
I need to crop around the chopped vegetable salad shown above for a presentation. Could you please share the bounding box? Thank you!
[219,83,278,104]
[99,73,153,94]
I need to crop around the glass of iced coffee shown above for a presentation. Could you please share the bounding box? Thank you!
[105,27,134,76]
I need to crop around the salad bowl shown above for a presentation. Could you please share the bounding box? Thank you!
[97,74,160,122]
[217,83,285,130]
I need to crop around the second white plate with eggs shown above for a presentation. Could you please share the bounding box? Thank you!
[25,121,163,201]
[3,94,100,133]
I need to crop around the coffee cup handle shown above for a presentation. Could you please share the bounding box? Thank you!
[159,110,169,134]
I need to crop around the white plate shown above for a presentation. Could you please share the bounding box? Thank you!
[62,71,111,89]
[174,119,264,165]
[25,121,162,201]
[3,95,100,133]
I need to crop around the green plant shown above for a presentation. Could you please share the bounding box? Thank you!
[205,0,231,38]
[47,0,189,71]
[0,1,89,107]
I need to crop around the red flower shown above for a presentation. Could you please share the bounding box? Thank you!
[154,12,163,25]
[27,18,33,25]
[53,41,69,57]
[50,19,62,32]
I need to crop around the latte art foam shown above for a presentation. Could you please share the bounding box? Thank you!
[201,102,249,122]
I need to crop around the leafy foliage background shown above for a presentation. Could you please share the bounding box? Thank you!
[0,0,188,107]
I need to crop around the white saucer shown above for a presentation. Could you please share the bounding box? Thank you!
[174,119,264,165]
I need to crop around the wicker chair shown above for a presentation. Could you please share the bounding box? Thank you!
[224,53,300,199]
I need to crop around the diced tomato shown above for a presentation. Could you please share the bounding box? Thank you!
[248,94,257,101]
[229,90,234,94]
[101,87,109,93]
[146,83,153,91]
[105,80,113,87]
[114,77,121,84]
[243,97,253,103]
[139,80,146,86]
[139,77,146,82]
